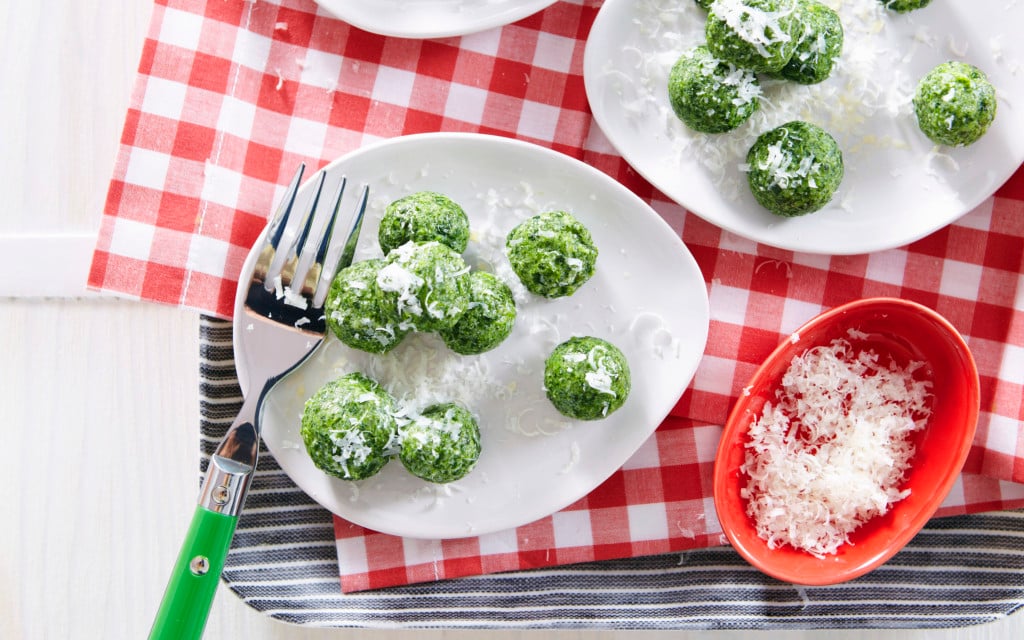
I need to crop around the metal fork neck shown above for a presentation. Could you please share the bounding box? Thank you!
[197,388,263,516]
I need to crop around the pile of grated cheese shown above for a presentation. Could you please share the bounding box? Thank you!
[741,333,932,558]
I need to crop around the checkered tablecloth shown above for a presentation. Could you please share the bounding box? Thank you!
[90,0,1024,596]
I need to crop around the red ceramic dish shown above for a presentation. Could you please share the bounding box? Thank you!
[712,297,980,586]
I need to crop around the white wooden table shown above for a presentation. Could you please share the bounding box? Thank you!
[2,2,1021,638]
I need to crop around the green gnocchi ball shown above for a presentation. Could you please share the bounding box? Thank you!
[399,403,482,484]
[913,61,997,147]
[506,210,598,299]
[776,1,843,85]
[544,336,631,421]
[378,191,470,255]
[376,240,472,333]
[706,0,802,74]
[439,271,517,355]
[325,259,409,354]
[879,0,931,12]
[745,120,844,217]
[300,373,398,481]
[668,45,762,133]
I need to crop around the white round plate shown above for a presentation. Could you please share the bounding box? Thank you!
[584,0,1024,255]
[234,133,710,539]
[315,0,558,39]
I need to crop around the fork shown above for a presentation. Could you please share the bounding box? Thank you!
[149,165,368,640]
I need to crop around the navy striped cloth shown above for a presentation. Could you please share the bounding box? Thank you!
[199,316,1024,629]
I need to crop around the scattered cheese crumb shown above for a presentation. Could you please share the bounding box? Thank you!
[559,441,581,474]
[947,35,969,58]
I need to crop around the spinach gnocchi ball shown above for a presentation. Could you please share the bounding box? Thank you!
[746,120,844,217]
[506,210,598,298]
[776,1,843,85]
[399,403,482,484]
[668,45,762,134]
[879,0,930,12]
[706,0,803,74]
[376,240,472,333]
[544,336,631,421]
[325,259,409,354]
[300,373,398,481]
[913,61,997,147]
[439,271,517,355]
[378,191,470,255]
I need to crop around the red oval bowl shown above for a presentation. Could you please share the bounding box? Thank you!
[713,297,980,585]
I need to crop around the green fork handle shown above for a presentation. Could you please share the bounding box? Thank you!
[149,505,238,639]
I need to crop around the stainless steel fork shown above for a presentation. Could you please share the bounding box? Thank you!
[149,165,368,640]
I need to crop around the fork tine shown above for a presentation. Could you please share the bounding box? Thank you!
[312,182,368,308]
[315,176,347,267]
[297,176,346,301]
[253,164,304,284]
[264,170,326,293]
[291,175,346,300]
[336,184,368,273]
[268,165,305,250]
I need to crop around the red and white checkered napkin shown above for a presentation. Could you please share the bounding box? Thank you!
[89,0,1024,592]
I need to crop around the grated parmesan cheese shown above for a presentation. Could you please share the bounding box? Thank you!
[741,334,932,557]
[376,261,425,317]
[709,0,797,59]
[328,428,373,480]
[353,333,511,417]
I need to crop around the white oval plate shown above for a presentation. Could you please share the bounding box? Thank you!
[315,0,558,39]
[584,0,1024,255]
[234,133,710,539]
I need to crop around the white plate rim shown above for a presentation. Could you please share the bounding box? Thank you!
[314,0,559,39]
[232,132,711,539]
